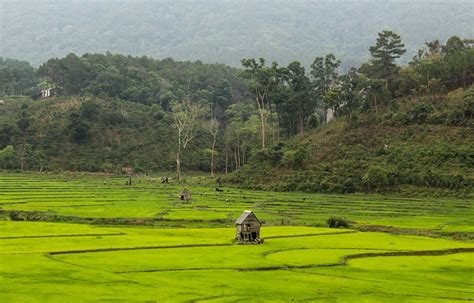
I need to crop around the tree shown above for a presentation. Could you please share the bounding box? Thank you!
[171,100,205,180]
[224,103,259,172]
[68,112,89,143]
[0,145,15,170]
[310,54,341,122]
[0,67,11,96]
[368,30,406,91]
[396,66,422,97]
[0,123,18,147]
[323,87,343,117]
[409,52,443,95]
[268,64,291,137]
[0,57,38,96]
[286,61,311,134]
[443,36,465,57]
[17,106,31,137]
[38,58,66,92]
[18,143,33,170]
[211,79,233,120]
[88,66,126,99]
[425,40,442,57]
[62,53,89,95]
[357,76,389,114]
[207,118,220,177]
[337,68,361,118]
[442,37,473,89]
[311,54,340,96]
[240,58,275,148]
[34,149,47,172]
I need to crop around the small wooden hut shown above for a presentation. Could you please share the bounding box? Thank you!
[235,210,262,244]
[180,188,191,201]
[122,165,134,174]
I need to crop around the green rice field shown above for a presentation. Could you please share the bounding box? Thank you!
[0,173,473,302]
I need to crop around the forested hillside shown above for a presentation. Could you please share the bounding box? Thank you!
[0,31,473,196]
[2,0,473,67]
[227,87,474,197]
[0,55,251,174]
[0,96,219,172]
[226,34,474,196]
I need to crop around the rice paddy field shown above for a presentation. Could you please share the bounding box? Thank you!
[0,173,473,302]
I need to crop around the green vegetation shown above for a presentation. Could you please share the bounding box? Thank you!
[3,1,474,67]
[1,32,472,196]
[2,3,473,301]
[0,173,473,301]
[0,58,38,96]
[1,173,473,233]
[223,30,474,197]
[228,87,474,196]
[0,53,251,176]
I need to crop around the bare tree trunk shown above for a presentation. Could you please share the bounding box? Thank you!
[256,95,266,148]
[268,100,276,145]
[176,132,182,180]
[176,151,181,180]
[234,147,238,171]
[209,119,218,177]
[225,141,228,175]
[276,105,281,142]
[210,139,216,177]
[260,109,266,148]
[210,149,215,177]
[237,144,241,169]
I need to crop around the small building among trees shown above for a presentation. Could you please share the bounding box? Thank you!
[40,88,53,99]
[235,210,262,244]
[122,164,134,174]
[180,188,191,201]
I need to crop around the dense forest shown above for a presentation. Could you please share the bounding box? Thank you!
[1,31,473,195]
[3,0,473,67]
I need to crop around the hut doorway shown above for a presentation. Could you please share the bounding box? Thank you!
[179,188,191,202]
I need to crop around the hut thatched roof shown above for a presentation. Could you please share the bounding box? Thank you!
[235,210,259,224]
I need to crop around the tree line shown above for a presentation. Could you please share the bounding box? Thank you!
[240,32,473,147]
[0,32,473,178]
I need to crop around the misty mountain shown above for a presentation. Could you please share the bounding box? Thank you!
[2,0,473,68]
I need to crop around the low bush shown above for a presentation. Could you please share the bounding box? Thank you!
[327,216,350,228]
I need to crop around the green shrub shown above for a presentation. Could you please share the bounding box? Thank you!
[463,87,474,119]
[446,111,464,126]
[281,147,306,169]
[327,216,350,228]
[362,165,397,191]
[408,103,433,123]
[428,112,447,124]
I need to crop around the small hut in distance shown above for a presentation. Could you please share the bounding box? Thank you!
[180,188,191,201]
[122,165,134,174]
[235,210,262,244]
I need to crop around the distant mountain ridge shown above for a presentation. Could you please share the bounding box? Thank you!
[2,0,473,67]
